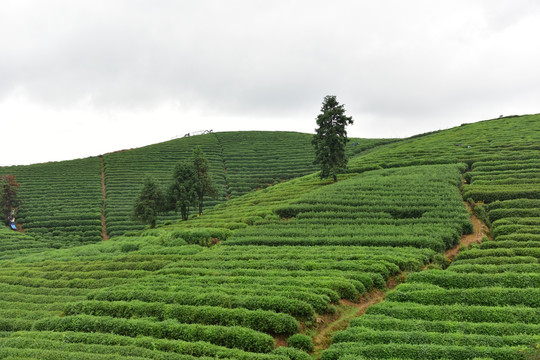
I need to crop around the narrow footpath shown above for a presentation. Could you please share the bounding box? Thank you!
[212,133,231,200]
[310,199,488,358]
[99,156,109,241]
[445,202,488,261]
[312,283,398,358]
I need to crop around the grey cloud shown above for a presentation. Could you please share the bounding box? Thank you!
[0,0,539,133]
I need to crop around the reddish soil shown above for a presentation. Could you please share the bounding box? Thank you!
[286,192,494,357]
[445,202,487,261]
[312,275,402,354]
[274,335,287,348]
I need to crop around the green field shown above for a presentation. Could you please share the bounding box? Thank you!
[0,114,538,359]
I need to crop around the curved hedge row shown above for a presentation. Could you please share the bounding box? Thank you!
[64,300,299,335]
[33,315,275,353]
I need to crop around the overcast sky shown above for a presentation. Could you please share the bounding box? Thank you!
[1,1,539,166]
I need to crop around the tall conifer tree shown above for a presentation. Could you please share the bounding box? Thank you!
[312,95,354,182]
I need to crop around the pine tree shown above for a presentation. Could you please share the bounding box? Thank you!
[312,95,354,182]
[168,161,197,221]
[133,176,164,228]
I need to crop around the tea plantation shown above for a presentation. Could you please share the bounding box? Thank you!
[0,114,538,359]
[0,132,388,243]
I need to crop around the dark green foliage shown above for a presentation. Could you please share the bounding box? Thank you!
[272,346,311,360]
[312,95,354,182]
[287,333,314,352]
[169,227,232,246]
[0,174,22,226]
[0,158,103,243]
[0,115,538,360]
[33,315,275,353]
[64,300,299,336]
[273,205,301,219]
[133,176,165,228]
[472,203,491,227]
[167,161,197,221]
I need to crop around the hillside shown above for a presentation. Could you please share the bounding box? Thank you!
[0,114,538,360]
[0,132,391,247]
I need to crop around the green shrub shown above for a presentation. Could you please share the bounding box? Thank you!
[273,346,311,360]
[287,334,314,352]
[274,205,301,218]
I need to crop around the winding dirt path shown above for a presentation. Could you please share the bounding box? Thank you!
[311,276,402,357]
[445,202,487,261]
[310,202,490,357]
[100,156,109,241]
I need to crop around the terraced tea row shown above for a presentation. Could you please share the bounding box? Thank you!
[228,164,470,252]
[2,131,362,241]
[349,114,540,172]
[0,162,469,359]
[102,134,225,237]
[0,158,103,244]
[323,156,540,360]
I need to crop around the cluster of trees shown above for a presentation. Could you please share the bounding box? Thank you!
[134,94,352,227]
[133,147,216,227]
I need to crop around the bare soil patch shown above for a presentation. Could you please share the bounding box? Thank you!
[311,275,402,357]
[445,202,487,261]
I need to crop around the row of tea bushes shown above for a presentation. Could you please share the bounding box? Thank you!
[323,155,540,360]
[213,132,391,198]
[0,161,468,359]
[0,158,103,244]
[0,331,309,360]
[102,134,226,237]
[348,114,540,172]
[3,131,359,243]
[227,164,470,252]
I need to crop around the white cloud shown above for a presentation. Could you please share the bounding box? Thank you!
[0,1,539,165]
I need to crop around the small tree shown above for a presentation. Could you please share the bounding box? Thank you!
[312,95,354,182]
[192,146,216,215]
[1,174,22,225]
[168,161,197,221]
[133,176,165,228]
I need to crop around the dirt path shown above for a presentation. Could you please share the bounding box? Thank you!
[311,276,402,358]
[445,202,487,261]
[211,133,231,200]
[310,203,486,357]
[100,156,109,241]
[309,183,492,358]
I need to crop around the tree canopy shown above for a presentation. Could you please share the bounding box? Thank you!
[133,176,165,228]
[312,95,354,182]
[192,146,216,215]
[167,160,198,221]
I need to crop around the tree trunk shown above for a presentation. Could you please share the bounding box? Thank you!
[333,174,338,182]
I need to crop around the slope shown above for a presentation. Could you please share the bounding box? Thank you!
[0,163,468,360]
[1,132,389,245]
[0,114,537,359]
[323,114,540,360]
